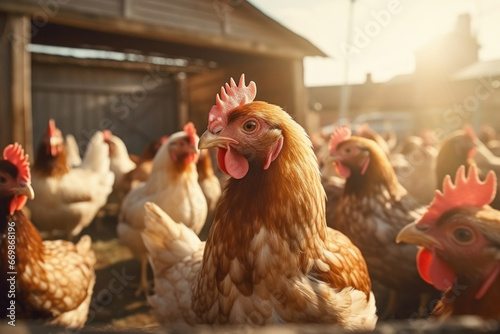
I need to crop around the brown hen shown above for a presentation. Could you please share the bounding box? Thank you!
[142,75,377,329]
[397,165,500,319]
[328,126,437,318]
[0,143,95,328]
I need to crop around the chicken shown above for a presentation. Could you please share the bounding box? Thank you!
[479,124,500,156]
[118,122,207,296]
[196,148,222,241]
[436,126,500,209]
[328,126,436,318]
[435,127,476,191]
[64,134,82,168]
[0,143,95,328]
[397,165,500,319]
[142,75,377,329]
[393,135,438,205]
[102,130,136,201]
[119,135,168,196]
[28,119,114,239]
[356,123,391,157]
[473,135,500,179]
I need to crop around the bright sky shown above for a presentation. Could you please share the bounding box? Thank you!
[248,0,500,87]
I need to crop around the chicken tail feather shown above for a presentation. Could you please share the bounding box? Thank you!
[142,202,201,274]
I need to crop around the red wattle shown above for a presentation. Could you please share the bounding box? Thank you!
[9,195,27,215]
[216,147,249,179]
[417,248,433,285]
[217,148,228,175]
[417,247,456,291]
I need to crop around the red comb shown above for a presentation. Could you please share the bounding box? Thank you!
[183,122,197,146]
[208,74,257,133]
[48,119,57,137]
[419,165,496,225]
[329,126,352,154]
[102,129,112,141]
[3,143,31,185]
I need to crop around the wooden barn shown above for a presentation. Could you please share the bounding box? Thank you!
[0,0,325,157]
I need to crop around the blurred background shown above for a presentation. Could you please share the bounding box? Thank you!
[0,0,499,156]
[2,1,500,330]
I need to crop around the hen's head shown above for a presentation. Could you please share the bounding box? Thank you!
[435,126,477,190]
[198,75,285,180]
[440,126,476,160]
[102,129,117,157]
[0,143,34,216]
[43,119,64,157]
[34,119,69,176]
[397,165,500,298]
[166,122,199,167]
[328,126,397,193]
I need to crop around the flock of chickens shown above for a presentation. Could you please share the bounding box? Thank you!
[1,74,500,331]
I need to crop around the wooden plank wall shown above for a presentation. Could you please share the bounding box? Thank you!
[31,60,179,156]
[187,57,309,133]
[0,13,32,157]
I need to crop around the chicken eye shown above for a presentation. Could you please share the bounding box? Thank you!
[243,121,257,133]
[344,147,351,154]
[0,176,6,184]
[453,228,474,244]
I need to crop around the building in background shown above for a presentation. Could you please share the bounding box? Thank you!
[309,14,500,138]
[0,0,325,157]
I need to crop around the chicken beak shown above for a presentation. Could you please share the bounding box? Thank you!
[396,222,442,249]
[198,130,237,150]
[12,183,35,200]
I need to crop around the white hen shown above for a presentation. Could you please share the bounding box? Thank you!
[29,120,114,239]
[118,122,207,295]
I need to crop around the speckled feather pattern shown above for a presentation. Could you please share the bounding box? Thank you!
[335,184,428,290]
[13,231,96,328]
[333,137,432,292]
[143,102,377,330]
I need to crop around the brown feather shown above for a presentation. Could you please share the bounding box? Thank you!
[195,102,372,323]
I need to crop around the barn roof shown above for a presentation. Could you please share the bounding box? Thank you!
[1,0,326,61]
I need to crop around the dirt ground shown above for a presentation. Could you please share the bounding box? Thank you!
[78,204,160,331]
[6,203,500,333]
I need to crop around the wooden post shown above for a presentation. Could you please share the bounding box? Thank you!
[176,72,189,129]
[0,13,32,158]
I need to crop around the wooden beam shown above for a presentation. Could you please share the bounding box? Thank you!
[0,13,32,158]
[289,59,319,134]
[31,53,211,74]
[175,73,189,129]
[0,1,310,60]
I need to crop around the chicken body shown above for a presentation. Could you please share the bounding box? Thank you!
[0,144,95,328]
[118,125,207,295]
[118,135,167,196]
[330,129,435,317]
[435,129,476,191]
[143,91,377,330]
[397,165,500,319]
[196,149,222,240]
[104,132,136,200]
[393,136,437,205]
[64,134,82,168]
[28,122,114,239]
